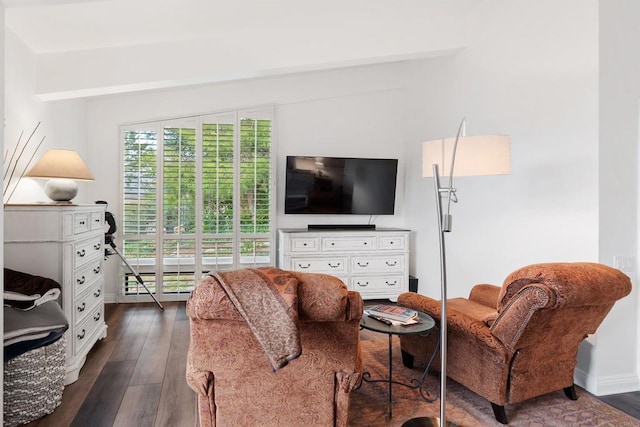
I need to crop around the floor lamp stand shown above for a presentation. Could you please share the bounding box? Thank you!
[402,164,453,427]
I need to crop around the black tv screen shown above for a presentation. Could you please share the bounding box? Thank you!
[285,156,398,215]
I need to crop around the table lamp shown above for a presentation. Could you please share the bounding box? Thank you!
[25,149,95,202]
[408,118,510,426]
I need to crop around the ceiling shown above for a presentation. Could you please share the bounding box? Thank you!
[4,0,481,99]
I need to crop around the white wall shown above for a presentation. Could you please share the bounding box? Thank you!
[3,30,89,205]
[596,0,640,394]
[405,0,600,295]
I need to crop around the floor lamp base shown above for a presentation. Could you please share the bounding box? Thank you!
[402,417,460,427]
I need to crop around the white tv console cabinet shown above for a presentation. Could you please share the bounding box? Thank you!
[4,204,107,385]
[277,228,410,300]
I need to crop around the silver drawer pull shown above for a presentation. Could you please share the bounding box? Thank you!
[77,329,86,340]
[77,249,86,257]
[302,243,307,246]
[94,243,101,250]
[94,289,101,298]
[328,262,341,268]
[385,280,398,286]
[297,263,311,269]
[363,242,368,245]
[77,276,86,285]
[357,262,369,267]
[93,266,101,274]
[79,220,86,226]
[94,312,101,321]
[77,302,86,312]
[357,281,369,287]
[385,261,398,267]
[94,218,101,223]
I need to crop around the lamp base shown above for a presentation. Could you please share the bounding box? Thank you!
[402,417,459,427]
[44,178,78,202]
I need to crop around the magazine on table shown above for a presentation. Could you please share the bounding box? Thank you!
[365,304,420,326]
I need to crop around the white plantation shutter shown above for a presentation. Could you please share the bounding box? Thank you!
[120,107,274,301]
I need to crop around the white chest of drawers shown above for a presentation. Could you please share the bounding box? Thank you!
[277,228,410,300]
[4,204,108,385]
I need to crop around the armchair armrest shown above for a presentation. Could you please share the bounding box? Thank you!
[490,284,555,351]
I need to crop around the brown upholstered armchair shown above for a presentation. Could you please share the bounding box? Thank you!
[398,262,632,424]
[186,269,363,427]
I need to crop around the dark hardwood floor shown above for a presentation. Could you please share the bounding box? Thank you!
[25,302,195,427]
[23,302,640,426]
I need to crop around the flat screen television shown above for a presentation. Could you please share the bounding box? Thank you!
[285,156,398,215]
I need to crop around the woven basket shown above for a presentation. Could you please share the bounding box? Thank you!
[3,336,66,427]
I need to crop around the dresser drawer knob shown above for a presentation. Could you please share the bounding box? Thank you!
[328,262,341,268]
[94,243,101,250]
[77,329,86,340]
[357,281,369,287]
[94,289,101,298]
[94,266,101,274]
[94,218,101,223]
[94,312,101,321]
[77,249,86,257]
[79,220,85,226]
[297,263,311,269]
[363,242,368,245]
[77,302,86,312]
[77,276,86,285]
[385,261,398,267]
[357,262,369,267]
[385,280,398,286]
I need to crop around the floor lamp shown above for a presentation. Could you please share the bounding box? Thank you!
[408,119,510,426]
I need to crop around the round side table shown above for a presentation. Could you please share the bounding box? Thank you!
[359,307,438,420]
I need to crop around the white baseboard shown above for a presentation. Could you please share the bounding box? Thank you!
[575,367,640,396]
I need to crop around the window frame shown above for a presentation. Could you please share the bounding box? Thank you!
[118,106,276,302]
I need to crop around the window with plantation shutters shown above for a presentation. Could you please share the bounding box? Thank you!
[120,107,274,301]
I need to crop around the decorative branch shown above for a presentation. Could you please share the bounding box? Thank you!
[3,122,44,204]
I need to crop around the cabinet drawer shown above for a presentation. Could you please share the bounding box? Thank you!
[74,281,102,326]
[75,258,102,293]
[379,235,407,250]
[74,304,103,355]
[351,255,405,273]
[290,257,347,274]
[322,237,376,251]
[91,211,104,230]
[289,237,320,252]
[350,275,404,292]
[75,236,103,268]
[74,213,91,235]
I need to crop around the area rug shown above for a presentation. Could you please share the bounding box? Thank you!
[349,337,639,427]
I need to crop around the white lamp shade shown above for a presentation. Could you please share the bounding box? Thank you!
[25,149,95,181]
[422,135,511,177]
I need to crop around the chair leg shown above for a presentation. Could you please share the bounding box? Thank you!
[564,385,577,400]
[491,402,509,424]
[401,350,414,368]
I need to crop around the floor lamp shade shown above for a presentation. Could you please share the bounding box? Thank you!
[25,149,95,202]
[422,135,511,177]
